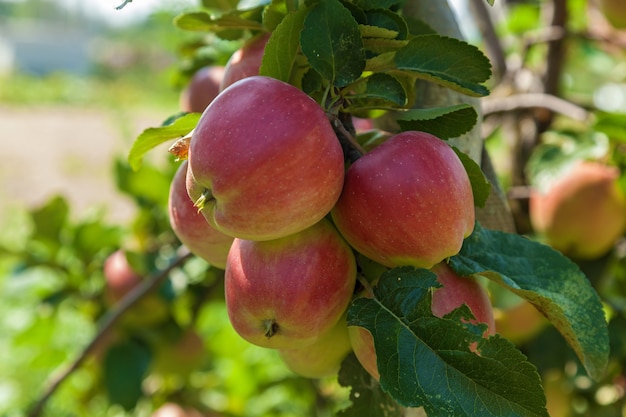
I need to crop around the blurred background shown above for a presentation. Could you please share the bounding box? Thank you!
[1,0,626,416]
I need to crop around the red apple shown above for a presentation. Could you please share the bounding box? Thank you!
[220,32,270,91]
[331,131,475,269]
[103,250,169,327]
[225,218,357,349]
[349,262,495,381]
[103,249,142,304]
[187,75,345,241]
[278,313,352,379]
[529,160,626,260]
[179,65,225,113]
[168,160,234,269]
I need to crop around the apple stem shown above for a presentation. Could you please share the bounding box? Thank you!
[329,113,366,163]
[263,319,280,338]
[193,189,213,212]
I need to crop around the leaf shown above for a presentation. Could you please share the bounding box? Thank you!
[364,9,408,39]
[259,8,307,83]
[395,103,478,139]
[453,147,491,208]
[353,0,403,11]
[595,111,626,143]
[31,195,69,243]
[103,340,152,410]
[174,10,264,32]
[337,354,403,417]
[449,222,610,381]
[128,113,200,171]
[359,24,399,39]
[347,267,549,416]
[344,73,407,110]
[394,35,492,97]
[301,0,365,87]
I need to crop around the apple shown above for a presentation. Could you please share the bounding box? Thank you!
[278,313,352,379]
[220,32,271,91]
[598,0,626,29]
[179,65,225,113]
[349,262,495,381]
[331,130,475,269]
[494,299,548,345]
[103,249,169,327]
[224,218,357,349]
[187,75,345,241]
[151,402,219,417]
[168,160,234,269]
[529,160,626,260]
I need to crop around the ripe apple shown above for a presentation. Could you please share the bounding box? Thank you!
[494,299,548,345]
[220,32,270,91]
[168,160,234,269]
[529,160,626,260]
[179,65,225,113]
[331,130,475,269]
[103,249,169,327]
[278,313,352,379]
[187,75,345,241]
[225,218,357,349]
[349,262,495,381]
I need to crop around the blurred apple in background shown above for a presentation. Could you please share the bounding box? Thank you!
[179,65,225,113]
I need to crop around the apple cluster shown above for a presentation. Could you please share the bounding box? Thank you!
[167,33,495,379]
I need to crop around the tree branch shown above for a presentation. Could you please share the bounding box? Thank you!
[27,249,194,417]
[482,92,589,121]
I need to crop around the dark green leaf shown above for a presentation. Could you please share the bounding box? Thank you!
[259,8,307,83]
[453,147,491,208]
[364,9,408,39]
[353,0,403,11]
[395,35,491,97]
[344,73,406,109]
[103,340,152,410]
[301,0,365,87]
[128,113,200,171]
[348,267,549,416]
[337,354,403,417]
[449,222,610,381]
[395,103,478,139]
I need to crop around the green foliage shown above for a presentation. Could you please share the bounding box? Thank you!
[347,267,549,417]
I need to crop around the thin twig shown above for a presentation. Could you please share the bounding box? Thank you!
[27,249,194,417]
[482,93,589,121]
[115,0,133,10]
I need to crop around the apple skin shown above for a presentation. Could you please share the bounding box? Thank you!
[220,32,270,91]
[224,218,357,349]
[529,161,626,260]
[187,75,345,241]
[179,65,225,113]
[168,160,234,269]
[349,262,495,381]
[331,131,475,269]
[278,313,352,379]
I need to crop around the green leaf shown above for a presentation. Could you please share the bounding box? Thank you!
[353,0,403,11]
[595,111,626,143]
[115,159,173,206]
[337,353,403,417]
[259,8,307,83]
[31,195,69,243]
[344,73,407,109]
[364,9,408,39]
[395,103,478,139]
[394,35,492,97]
[128,113,200,171]
[449,222,610,381]
[174,10,264,32]
[453,147,491,208]
[301,0,365,87]
[359,24,399,39]
[348,267,549,416]
[103,340,152,410]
